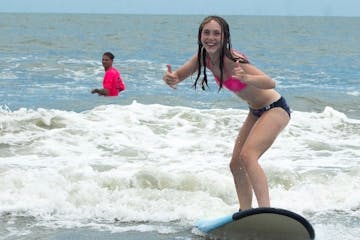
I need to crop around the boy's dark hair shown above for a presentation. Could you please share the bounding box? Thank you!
[103,52,115,60]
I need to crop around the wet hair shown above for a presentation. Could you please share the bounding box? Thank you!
[193,16,249,91]
[103,52,115,60]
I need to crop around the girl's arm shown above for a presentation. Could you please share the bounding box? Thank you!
[231,50,275,89]
[163,54,198,89]
[233,62,276,89]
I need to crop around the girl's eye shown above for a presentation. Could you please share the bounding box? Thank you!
[203,30,210,35]
[202,29,221,36]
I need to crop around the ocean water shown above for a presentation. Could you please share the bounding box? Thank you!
[0,13,359,240]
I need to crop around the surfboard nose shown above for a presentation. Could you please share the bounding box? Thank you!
[195,214,233,233]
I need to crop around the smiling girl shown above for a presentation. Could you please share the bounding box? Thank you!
[163,16,291,210]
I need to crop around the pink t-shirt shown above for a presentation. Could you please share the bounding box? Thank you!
[103,67,125,96]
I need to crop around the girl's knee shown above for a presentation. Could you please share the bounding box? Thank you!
[230,147,259,173]
[229,160,237,174]
[239,149,257,169]
[229,156,246,174]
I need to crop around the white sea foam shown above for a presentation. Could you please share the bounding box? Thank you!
[0,102,359,238]
[347,91,360,96]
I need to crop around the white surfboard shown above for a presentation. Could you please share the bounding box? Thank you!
[195,207,315,240]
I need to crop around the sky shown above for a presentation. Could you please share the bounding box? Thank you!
[0,0,359,17]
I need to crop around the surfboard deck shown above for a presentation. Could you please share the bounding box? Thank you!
[195,207,315,240]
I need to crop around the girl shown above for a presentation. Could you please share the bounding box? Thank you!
[163,16,291,210]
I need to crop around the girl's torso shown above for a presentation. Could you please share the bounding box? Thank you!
[205,54,281,109]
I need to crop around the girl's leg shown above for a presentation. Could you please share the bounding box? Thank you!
[230,113,257,210]
[240,108,290,207]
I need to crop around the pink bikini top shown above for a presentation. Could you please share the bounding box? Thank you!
[213,75,247,92]
[206,54,248,93]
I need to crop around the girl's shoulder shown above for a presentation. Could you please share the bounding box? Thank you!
[230,49,249,63]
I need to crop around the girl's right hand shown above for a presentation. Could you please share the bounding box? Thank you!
[163,64,179,89]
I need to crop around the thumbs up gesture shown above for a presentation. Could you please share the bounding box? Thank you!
[232,61,248,83]
[163,64,179,89]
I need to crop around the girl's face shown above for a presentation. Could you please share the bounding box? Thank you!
[200,20,223,54]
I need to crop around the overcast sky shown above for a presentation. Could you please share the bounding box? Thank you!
[0,0,359,16]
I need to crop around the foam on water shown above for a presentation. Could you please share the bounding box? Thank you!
[0,102,359,239]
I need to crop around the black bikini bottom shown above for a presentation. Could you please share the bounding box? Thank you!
[249,96,291,118]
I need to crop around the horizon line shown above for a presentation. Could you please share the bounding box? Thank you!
[0,11,359,18]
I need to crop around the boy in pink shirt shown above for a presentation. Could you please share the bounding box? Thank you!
[91,52,125,96]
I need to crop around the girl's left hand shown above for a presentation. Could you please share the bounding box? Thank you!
[232,61,248,83]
